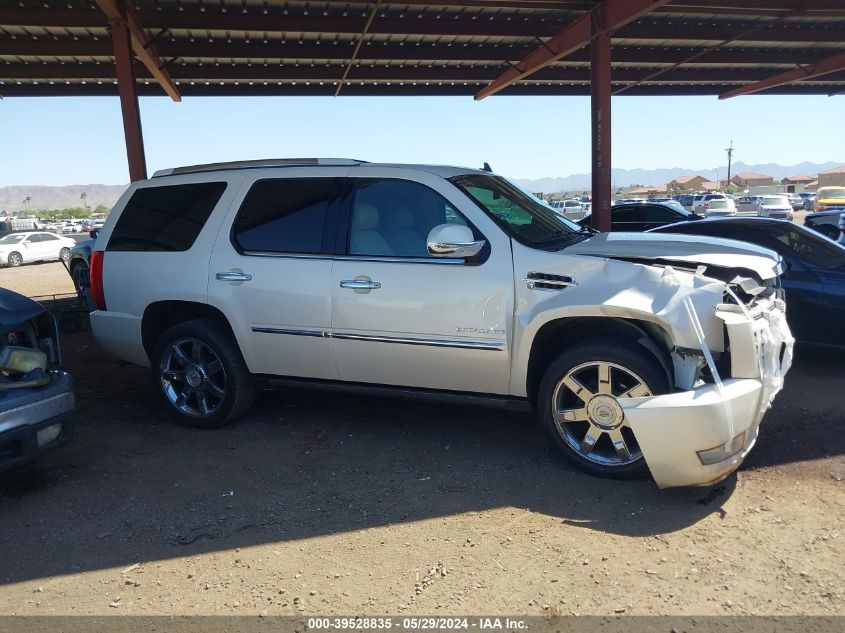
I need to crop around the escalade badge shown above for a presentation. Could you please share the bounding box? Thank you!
[456,327,506,336]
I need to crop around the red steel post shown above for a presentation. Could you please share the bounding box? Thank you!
[110,14,147,181]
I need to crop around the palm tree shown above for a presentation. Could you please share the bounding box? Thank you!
[80,191,89,214]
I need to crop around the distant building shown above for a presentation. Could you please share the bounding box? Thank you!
[805,180,819,191]
[781,174,815,186]
[628,184,668,196]
[731,171,774,188]
[699,180,721,191]
[666,175,709,192]
[818,165,845,187]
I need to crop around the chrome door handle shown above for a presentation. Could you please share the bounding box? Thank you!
[339,279,381,290]
[216,271,252,282]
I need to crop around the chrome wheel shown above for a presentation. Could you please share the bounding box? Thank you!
[60,247,71,262]
[8,252,22,267]
[551,361,651,467]
[160,338,227,418]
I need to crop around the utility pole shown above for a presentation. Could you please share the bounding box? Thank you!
[725,140,734,192]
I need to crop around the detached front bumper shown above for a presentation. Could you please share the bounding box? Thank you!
[622,300,793,488]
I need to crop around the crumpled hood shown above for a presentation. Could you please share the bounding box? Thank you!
[0,288,45,336]
[563,232,781,281]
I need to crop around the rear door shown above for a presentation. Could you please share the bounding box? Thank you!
[36,232,63,260]
[330,169,513,394]
[207,169,346,379]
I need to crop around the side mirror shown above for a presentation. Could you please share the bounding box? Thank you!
[426,224,485,259]
[89,228,100,239]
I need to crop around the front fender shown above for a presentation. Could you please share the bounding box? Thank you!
[510,253,726,398]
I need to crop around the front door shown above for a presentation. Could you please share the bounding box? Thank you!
[330,172,513,395]
[208,171,346,380]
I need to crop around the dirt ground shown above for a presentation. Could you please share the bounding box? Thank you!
[0,263,843,617]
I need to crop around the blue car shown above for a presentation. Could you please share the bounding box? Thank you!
[650,217,845,348]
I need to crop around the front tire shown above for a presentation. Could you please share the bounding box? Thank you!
[151,318,256,429]
[70,260,90,295]
[537,338,669,480]
[59,247,71,263]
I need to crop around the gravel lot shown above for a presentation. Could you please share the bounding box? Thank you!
[0,263,843,617]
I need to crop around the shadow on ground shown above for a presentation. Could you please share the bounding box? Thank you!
[2,333,841,586]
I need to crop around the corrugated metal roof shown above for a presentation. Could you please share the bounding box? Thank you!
[1,0,844,97]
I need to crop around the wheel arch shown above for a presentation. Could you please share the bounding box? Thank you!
[141,300,235,361]
[524,316,674,405]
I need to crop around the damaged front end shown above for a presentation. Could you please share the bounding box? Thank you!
[620,264,793,488]
[0,289,75,472]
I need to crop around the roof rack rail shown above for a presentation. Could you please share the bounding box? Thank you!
[152,158,366,178]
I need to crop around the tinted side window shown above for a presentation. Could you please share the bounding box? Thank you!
[612,207,639,222]
[348,179,472,258]
[108,182,226,252]
[232,178,337,254]
[27,234,43,242]
[40,233,59,241]
[640,205,677,222]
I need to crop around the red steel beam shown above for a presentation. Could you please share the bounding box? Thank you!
[94,0,180,101]
[591,6,613,234]
[474,0,670,100]
[720,48,845,99]
[110,15,147,182]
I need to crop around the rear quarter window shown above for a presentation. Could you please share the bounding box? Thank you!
[107,182,227,252]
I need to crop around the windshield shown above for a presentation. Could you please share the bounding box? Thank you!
[762,196,788,206]
[0,234,26,244]
[449,174,585,249]
[818,187,845,199]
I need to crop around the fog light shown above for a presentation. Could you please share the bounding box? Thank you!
[36,423,62,448]
[697,431,746,466]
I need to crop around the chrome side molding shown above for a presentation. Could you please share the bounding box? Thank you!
[251,328,505,351]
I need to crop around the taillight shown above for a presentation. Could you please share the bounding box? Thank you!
[704,202,710,209]
[89,250,106,311]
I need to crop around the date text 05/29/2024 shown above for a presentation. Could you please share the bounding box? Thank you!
[306,618,528,630]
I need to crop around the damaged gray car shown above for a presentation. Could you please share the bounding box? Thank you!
[0,288,75,472]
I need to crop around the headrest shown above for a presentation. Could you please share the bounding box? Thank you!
[391,206,414,229]
[352,203,379,230]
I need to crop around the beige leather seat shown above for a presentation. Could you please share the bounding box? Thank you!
[350,203,394,256]
[385,206,426,256]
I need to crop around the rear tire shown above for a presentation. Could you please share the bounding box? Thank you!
[151,318,256,429]
[537,338,669,480]
[7,252,22,267]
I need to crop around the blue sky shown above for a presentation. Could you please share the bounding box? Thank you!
[1,94,843,186]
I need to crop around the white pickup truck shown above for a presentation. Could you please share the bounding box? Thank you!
[88,159,793,488]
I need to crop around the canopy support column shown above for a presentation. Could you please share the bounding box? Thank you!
[109,11,147,181]
[590,8,612,232]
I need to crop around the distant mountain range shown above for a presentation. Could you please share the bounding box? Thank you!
[1,159,841,210]
[513,161,842,194]
[0,184,127,213]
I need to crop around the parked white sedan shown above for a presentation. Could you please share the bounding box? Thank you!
[0,231,77,267]
[704,198,738,217]
[758,195,794,220]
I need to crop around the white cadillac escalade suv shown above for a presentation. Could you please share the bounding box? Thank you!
[89,159,793,488]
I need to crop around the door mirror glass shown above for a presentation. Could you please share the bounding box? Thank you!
[426,224,486,258]
[90,228,100,239]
